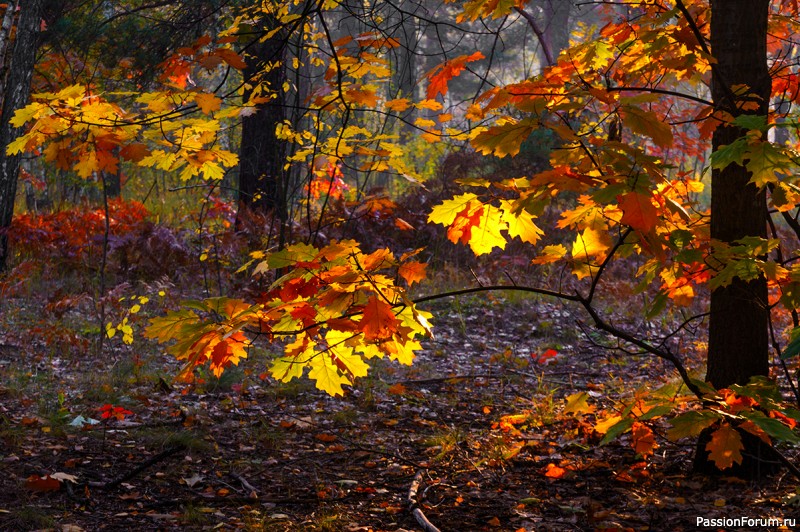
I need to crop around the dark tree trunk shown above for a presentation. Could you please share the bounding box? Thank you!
[236,25,288,235]
[696,0,776,477]
[0,0,44,271]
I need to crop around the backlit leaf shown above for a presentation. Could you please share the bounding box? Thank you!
[706,423,743,470]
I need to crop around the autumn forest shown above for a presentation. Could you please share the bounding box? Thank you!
[2,0,800,530]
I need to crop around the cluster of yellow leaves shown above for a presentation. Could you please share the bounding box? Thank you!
[427,184,543,255]
[7,28,251,182]
[147,241,431,396]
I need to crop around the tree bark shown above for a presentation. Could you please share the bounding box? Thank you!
[0,0,44,271]
[697,0,776,477]
[236,23,288,234]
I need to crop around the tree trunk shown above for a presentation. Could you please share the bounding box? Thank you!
[697,0,776,477]
[236,24,288,236]
[0,0,44,271]
[541,0,571,60]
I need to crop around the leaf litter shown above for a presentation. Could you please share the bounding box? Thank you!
[0,290,797,530]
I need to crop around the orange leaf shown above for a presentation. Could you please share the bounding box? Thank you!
[315,433,338,442]
[398,261,427,286]
[617,192,659,233]
[361,296,398,341]
[119,143,151,162]
[426,52,484,100]
[214,48,247,69]
[394,217,415,231]
[543,463,567,479]
[387,383,407,395]
[706,423,743,470]
[195,93,222,114]
[631,422,656,457]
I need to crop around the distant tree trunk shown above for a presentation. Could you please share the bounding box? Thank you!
[393,6,417,138]
[0,0,44,271]
[236,23,288,238]
[517,0,572,68]
[696,0,775,477]
[541,0,571,60]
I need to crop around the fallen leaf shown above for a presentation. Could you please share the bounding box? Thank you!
[26,474,61,492]
[183,473,203,488]
[543,463,567,479]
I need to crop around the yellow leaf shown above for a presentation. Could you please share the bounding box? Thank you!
[385,98,411,112]
[416,99,443,111]
[414,117,437,128]
[594,415,622,434]
[563,392,594,415]
[572,227,611,261]
[428,193,480,227]
[500,200,543,245]
[308,355,349,396]
[10,102,45,128]
[532,244,567,264]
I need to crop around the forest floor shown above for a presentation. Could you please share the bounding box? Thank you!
[1,278,800,531]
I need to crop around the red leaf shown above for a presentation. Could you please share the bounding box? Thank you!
[617,192,659,233]
[26,475,62,492]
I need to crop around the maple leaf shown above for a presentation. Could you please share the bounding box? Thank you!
[426,51,484,100]
[571,227,611,262]
[308,355,349,396]
[195,93,222,114]
[214,47,248,69]
[617,192,659,232]
[563,392,595,415]
[706,423,744,470]
[119,143,151,162]
[532,244,567,264]
[385,98,411,112]
[361,296,398,341]
[619,106,673,148]
[744,141,793,187]
[472,118,537,158]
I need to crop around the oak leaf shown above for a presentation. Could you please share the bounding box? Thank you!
[706,423,743,470]
[361,296,398,341]
[398,261,427,286]
[631,422,656,457]
[618,192,659,233]
[426,52,484,99]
